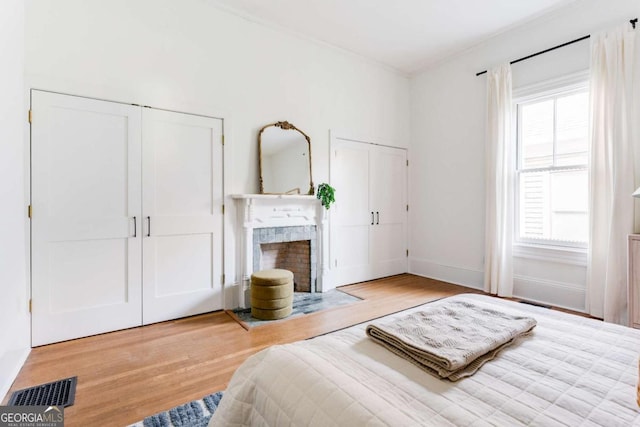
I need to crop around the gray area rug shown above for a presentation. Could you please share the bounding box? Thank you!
[129,391,223,427]
[233,289,362,327]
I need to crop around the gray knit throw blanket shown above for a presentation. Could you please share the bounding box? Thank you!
[366,300,537,381]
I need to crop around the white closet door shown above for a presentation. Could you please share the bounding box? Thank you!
[370,145,407,277]
[330,138,408,288]
[142,108,223,324]
[31,91,142,346]
[330,139,372,287]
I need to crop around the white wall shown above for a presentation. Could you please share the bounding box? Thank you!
[409,0,640,311]
[24,0,410,307]
[0,0,30,401]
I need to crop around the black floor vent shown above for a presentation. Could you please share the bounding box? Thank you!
[8,376,77,407]
[519,300,552,309]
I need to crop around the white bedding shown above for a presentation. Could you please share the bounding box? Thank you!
[209,294,640,426]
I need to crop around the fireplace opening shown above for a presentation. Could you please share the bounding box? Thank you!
[260,241,311,292]
[252,225,317,292]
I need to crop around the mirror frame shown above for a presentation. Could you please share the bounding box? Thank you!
[258,121,314,195]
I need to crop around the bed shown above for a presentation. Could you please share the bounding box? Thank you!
[209,294,640,426]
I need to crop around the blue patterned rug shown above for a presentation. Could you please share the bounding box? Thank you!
[129,391,223,427]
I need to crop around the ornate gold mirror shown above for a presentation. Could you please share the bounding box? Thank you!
[259,121,314,195]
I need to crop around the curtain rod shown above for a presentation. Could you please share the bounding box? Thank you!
[475,18,638,76]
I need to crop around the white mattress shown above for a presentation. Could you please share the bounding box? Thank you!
[209,294,640,426]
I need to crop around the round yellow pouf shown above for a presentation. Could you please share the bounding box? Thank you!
[250,269,294,320]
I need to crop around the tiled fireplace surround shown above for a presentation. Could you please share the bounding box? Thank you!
[232,194,327,308]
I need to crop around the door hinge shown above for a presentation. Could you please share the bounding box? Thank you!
[222,273,226,284]
[28,110,32,123]
[29,299,32,313]
[222,134,225,145]
[406,204,409,212]
[222,204,225,214]
[406,159,408,166]
[406,249,409,257]
[28,205,32,218]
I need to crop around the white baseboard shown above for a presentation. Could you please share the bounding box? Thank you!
[0,348,30,403]
[409,258,484,291]
[408,258,586,312]
[513,275,585,312]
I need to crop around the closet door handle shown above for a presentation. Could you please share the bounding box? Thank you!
[376,211,379,225]
[147,216,151,237]
[133,216,137,237]
[371,212,374,225]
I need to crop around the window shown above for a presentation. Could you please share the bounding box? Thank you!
[515,82,589,248]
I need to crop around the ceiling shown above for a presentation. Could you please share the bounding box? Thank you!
[208,0,580,74]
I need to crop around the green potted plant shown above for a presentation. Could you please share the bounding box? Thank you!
[317,183,336,210]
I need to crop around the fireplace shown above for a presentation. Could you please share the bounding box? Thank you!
[232,194,327,308]
[253,226,317,292]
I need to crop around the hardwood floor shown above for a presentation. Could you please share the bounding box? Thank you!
[1,275,485,425]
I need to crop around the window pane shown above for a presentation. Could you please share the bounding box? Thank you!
[518,169,588,244]
[550,170,588,242]
[521,100,554,168]
[556,92,588,166]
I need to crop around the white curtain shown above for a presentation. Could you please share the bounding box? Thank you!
[586,23,636,324]
[484,63,514,297]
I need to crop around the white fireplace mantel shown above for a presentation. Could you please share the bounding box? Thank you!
[231,194,328,308]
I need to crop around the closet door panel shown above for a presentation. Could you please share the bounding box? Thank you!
[370,146,407,225]
[142,109,223,324]
[330,140,372,286]
[370,146,408,277]
[154,235,213,295]
[370,222,406,277]
[31,91,142,346]
[152,122,214,215]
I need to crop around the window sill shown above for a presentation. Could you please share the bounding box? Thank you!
[513,243,587,266]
